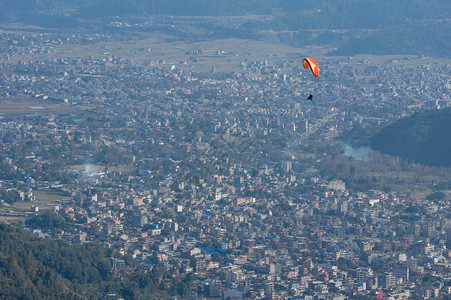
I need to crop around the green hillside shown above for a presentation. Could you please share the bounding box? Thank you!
[371,108,451,167]
[330,22,451,57]
[0,223,183,299]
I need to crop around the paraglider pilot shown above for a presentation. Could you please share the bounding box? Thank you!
[307,94,313,101]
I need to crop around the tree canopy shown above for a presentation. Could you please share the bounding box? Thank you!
[372,108,451,167]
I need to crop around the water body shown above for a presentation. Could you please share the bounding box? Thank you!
[344,144,372,161]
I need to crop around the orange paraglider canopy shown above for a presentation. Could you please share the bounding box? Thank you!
[302,58,319,77]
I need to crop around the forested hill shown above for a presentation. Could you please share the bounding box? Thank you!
[0,223,181,299]
[371,108,451,167]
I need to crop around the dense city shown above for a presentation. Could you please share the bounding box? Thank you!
[1,29,451,299]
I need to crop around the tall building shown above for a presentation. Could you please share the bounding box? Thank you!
[356,267,372,284]
[446,228,451,245]
[379,272,396,290]
[393,265,409,282]
[209,281,221,297]
[282,161,292,173]
[340,201,348,212]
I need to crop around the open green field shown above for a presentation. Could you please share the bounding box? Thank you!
[2,24,450,74]
[38,37,315,73]
[0,188,71,222]
[13,189,71,212]
[0,25,330,73]
[0,96,78,116]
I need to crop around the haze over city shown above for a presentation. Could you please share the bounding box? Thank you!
[0,1,450,299]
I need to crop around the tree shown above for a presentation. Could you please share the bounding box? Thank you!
[426,191,446,202]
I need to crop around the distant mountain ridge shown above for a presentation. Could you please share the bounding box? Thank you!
[2,0,449,22]
[1,0,450,57]
[371,108,451,167]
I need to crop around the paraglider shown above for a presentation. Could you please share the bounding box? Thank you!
[302,58,319,102]
[302,58,319,77]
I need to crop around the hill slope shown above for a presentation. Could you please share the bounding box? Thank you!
[371,108,451,167]
[0,223,173,299]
